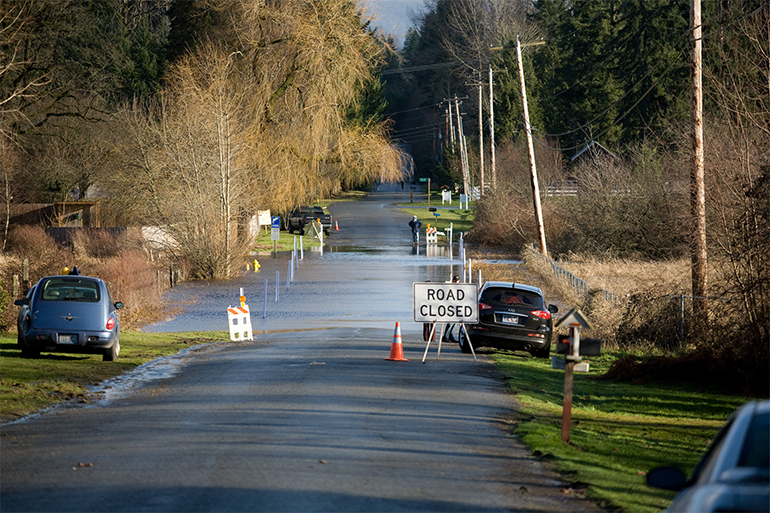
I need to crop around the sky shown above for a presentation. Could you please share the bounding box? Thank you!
[367,0,418,48]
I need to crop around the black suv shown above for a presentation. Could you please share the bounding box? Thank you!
[285,206,332,235]
[460,281,558,358]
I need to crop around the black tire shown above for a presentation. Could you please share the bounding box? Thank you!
[20,343,40,358]
[531,346,551,359]
[103,336,120,362]
[458,329,473,354]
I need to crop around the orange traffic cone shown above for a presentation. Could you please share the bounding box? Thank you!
[335,220,339,231]
[385,322,408,361]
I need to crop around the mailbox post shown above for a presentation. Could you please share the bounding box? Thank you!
[553,308,599,443]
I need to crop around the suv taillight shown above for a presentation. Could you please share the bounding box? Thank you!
[532,310,551,320]
[106,316,115,330]
[479,302,492,310]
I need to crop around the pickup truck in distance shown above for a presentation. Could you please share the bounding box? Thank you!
[285,206,333,235]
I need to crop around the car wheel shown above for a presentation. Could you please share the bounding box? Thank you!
[458,330,473,354]
[103,336,120,362]
[531,346,550,359]
[20,343,40,358]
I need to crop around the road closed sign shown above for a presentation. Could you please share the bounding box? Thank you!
[413,282,478,323]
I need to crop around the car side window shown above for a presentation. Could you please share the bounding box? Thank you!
[690,417,733,483]
[738,412,769,468]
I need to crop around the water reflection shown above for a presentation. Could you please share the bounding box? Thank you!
[142,243,462,335]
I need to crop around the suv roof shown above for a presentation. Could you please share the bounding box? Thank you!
[479,281,544,297]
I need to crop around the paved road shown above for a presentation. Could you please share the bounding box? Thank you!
[1,185,601,512]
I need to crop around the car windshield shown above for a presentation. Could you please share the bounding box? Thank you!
[481,288,544,309]
[40,278,100,302]
[738,411,769,468]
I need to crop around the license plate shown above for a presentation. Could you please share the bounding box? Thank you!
[501,315,522,325]
[58,334,77,344]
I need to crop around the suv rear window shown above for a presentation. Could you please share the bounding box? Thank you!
[481,287,544,309]
[41,278,100,302]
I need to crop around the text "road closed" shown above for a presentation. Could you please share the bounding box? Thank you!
[413,282,478,324]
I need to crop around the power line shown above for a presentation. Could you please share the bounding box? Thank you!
[381,61,462,76]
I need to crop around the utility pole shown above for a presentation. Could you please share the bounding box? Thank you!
[690,0,708,335]
[448,102,455,149]
[488,64,496,192]
[516,35,547,256]
[478,71,484,197]
[455,96,470,196]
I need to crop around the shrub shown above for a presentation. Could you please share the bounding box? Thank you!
[2,229,169,331]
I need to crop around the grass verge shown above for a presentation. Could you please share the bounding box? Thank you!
[399,190,475,235]
[252,228,322,253]
[491,349,750,513]
[0,331,228,423]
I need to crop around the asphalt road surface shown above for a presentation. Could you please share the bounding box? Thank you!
[1,184,602,512]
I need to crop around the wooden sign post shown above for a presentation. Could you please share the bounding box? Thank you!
[554,308,593,443]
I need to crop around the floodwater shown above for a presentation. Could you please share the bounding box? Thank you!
[141,184,471,336]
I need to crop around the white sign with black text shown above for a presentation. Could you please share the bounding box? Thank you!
[413,282,478,324]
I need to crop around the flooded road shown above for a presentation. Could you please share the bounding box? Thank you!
[2,184,603,513]
[142,183,463,335]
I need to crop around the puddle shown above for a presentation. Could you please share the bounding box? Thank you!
[86,343,216,405]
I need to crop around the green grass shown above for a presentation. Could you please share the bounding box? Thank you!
[252,227,322,253]
[399,190,476,235]
[490,349,750,512]
[0,331,228,422]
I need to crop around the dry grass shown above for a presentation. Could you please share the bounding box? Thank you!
[554,254,691,297]
[469,248,693,350]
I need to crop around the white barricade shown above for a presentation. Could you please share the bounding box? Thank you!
[228,305,253,341]
[426,227,438,244]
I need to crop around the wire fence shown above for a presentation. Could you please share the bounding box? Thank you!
[523,246,625,306]
[524,245,743,347]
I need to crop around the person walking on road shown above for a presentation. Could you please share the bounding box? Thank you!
[409,215,422,246]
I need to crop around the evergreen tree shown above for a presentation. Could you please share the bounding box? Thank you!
[529,0,691,149]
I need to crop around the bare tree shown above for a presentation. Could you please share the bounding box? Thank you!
[703,2,769,353]
[106,0,402,278]
[1,0,52,250]
[0,1,51,140]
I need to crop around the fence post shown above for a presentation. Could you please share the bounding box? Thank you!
[680,294,686,346]
[22,258,29,294]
